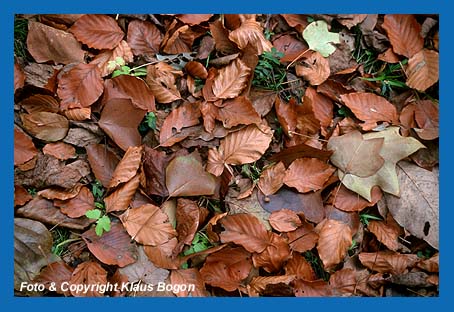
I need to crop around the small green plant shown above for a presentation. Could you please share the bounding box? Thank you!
[85,208,111,236]
[27,187,37,196]
[361,60,408,97]
[359,213,382,226]
[304,250,330,281]
[108,56,148,78]
[51,228,70,256]
[91,180,104,200]
[253,47,286,91]
[14,17,29,59]
[241,162,262,183]
[139,112,157,133]
[182,232,213,256]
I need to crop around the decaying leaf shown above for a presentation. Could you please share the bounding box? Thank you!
[257,162,286,196]
[105,174,141,213]
[358,251,419,274]
[85,144,120,188]
[14,128,38,166]
[229,17,272,54]
[21,112,69,142]
[269,209,302,232]
[55,186,95,218]
[296,51,330,85]
[69,261,108,297]
[34,262,74,296]
[406,49,439,92]
[316,219,352,270]
[252,232,291,272]
[303,20,340,57]
[127,20,162,56]
[382,14,423,58]
[43,142,76,160]
[160,102,201,146]
[212,58,251,99]
[170,269,209,297]
[284,158,336,193]
[109,146,143,188]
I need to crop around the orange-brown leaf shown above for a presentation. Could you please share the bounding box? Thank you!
[293,279,332,297]
[170,269,209,297]
[220,213,270,253]
[209,20,239,55]
[269,209,302,232]
[160,102,201,146]
[304,86,333,127]
[174,198,200,254]
[85,143,120,188]
[177,14,213,25]
[57,63,104,109]
[316,219,352,270]
[406,49,439,92]
[358,251,419,274]
[185,61,208,79]
[284,158,336,193]
[146,63,182,103]
[212,58,251,99]
[105,174,140,213]
[34,262,74,296]
[340,92,399,130]
[257,162,286,196]
[216,96,261,128]
[70,14,124,50]
[120,204,177,246]
[414,100,439,140]
[43,142,76,160]
[91,40,133,77]
[14,128,38,166]
[285,252,317,281]
[63,107,91,121]
[20,112,69,142]
[329,268,357,295]
[14,60,25,93]
[382,14,423,58]
[55,186,94,218]
[296,51,330,85]
[287,221,319,253]
[19,94,59,114]
[144,238,180,269]
[252,232,291,273]
[109,146,143,188]
[368,214,402,251]
[69,261,108,297]
[127,20,162,56]
[334,185,382,212]
[229,18,272,54]
[14,185,33,207]
[38,184,82,201]
[111,75,155,112]
[249,275,296,297]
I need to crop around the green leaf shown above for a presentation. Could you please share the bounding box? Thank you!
[95,223,104,236]
[85,209,102,220]
[98,215,111,232]
[303,20,340,57]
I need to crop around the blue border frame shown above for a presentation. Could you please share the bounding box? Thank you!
[2,0,452,310]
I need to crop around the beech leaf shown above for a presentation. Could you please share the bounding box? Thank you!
[284,158,336,193]
[316,219,352,270]
[382,14,423,58]
[257,162,286,196]
[85,144,120,188]
[20,112,69,142]
[109,146,143,188]
[212,58,251,99]
[406,49,439,92]
[69,261,108,297]
[105,174,140,213]
[14,128,38,166]
[127,20,162,56]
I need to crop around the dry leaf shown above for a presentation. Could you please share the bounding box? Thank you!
[269,209,302,232]
[329,268,357,295]
[316,219,352,270]
[209,20,239,55]
[34,262,74,296]
[229,17,272,54]
[175,198,200,252]
[296,51,330,85]
[304,86,333,127]
[358,251,418,274]
[55,186,95,218]
[285,252,317,281]
[414,100,439,140]
[170,269,209,297]
[160,102,201,146]
[287,221,319,253]
[105,174,140,213]
[14,128,38,166]
[69,261,108,297]
[85,143,120,188]
[212,58,251,99]
[252,232,291,273]
[111,75,155,112]
[284,158,336,193]
[14,60,25,92]
[146,63,182,103]
[185,61,208,79]
[43,142,76,160]
[368,214,402,251]
[14,185,32,207]
[382,14,423,58]
[217,96,261,128]
[91,40,133,77]
[257,162,286,196]
[293,279,332,297]
[127,20,162,56]
[142,146,172,197]
[109,146,143,188]
[406,49,439,92]
[20,112,69,142]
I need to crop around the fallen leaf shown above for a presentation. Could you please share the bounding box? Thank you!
[329,268,357,295]
[296,51,330,85]
[82,222,138,267]
[69,261,108,297]
[105,174,140,213]
[55,186,95,218]
[43,142,76,160]
[316,219,352,270]
[111,75,155,112]
[98,98,146,151]
[257,162,286,196]
[144,237,180,269]
[216,96,261,128]
[14,218,53,291]
[340,92,399,130]
[293,279,332,297]
[382,14,423,58]
[26,21,85,64]
[109,146,143,188]
[249,88,277,117]
[325,205,360,235]
[14,128,38,166]
[38,184,82,201]
[229,17,272,54]
[14,185,32,207]
[34,262,74,296]
[333,185,382,212]
[170,269,209,297]
[327,130,384,177]
[220,213,270,253]
[287,221,319,253]
[303,20,340,57]
[146,63,182,103]
[127,20,162,56]
[200,246,252,292]
[91,40,134,77]
[166,152,217,197]
[212,58,251,99]
[14,60,25,92]
[252,232,291,273]
[358,251,418,274]
[209,20,239,55]
[85,144,120,188]
[406,49,439,92]
[413,100,439,140]
[57,63,104,109]
[174,198,200,254]
[160,102,201,146]
[177,14,213,25]
[249,275,296,297]
[416,253,439,273]
[269,143,332,167]
[269,209,302,232]
[384,161,438,249]
[377,48,400,63]
[368,214,402,251]
[20,112,69,142]
[63,127,101,147]
[304,86,333,127]
[16,197,93,230]
[273,34,308,63]
[338,127,425,201]
[335,14,368,29]
[185,61,208,79]
[120,203,177,246]
[285,252,317,281]
[142,146,172,197]
[70,14,124,50]
[284,158,336,193]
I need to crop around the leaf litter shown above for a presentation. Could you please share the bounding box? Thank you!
[14,13,438,297]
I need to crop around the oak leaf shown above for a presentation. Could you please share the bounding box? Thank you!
[284,158,336,193]
[406,49,439,92]
[109,146,143,188]
[212,58,251,99]
[382,14,423,58]
[20,112,69,142]
[316,219,352,270]
[120,204,177,246]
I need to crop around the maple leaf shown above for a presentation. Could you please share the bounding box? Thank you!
[338,127,425,201]
[303,20,340,57]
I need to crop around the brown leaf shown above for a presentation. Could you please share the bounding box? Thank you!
[177,14,213,25]
[285,252,317,281]
[57,63,104,109]
[340,92,399,130]
[142,146,172,197]
[34,262,74,296]
[382,14,423,58]
[275,97,298,136]
[416,253,439,273]
[160,102,201,146]
[111,75,155,112]
[200,246,252,292]
[368,214,402,251]
[287,221,319,253]
[175,199,200,253]
[316,219,352,270]
[333,185,382,211]
[293,279,332,297]
[358,251,418,274]
[98,98,146,151]
[20,112,69,142]
[144,238,180,269]
[109,146,143,188]
[14,60,25,92]
[273,34,308,63]
[16,197,93,230]
[166,152,217,197]
[336,14,368,29]
[209,20,239,55]
[26,21,85,64]
[91,40,134,77]
[185,61,208,79]
[82,222,138,267]
[252,232,291,273]
[38,184,82,201]
[160,21,204,54]
[414,100,439,140]
[269,143,332,167]
[85,144,120,188]
[55,186,95,218]
[327,130,384,177]
[304,86,333,127]
[69,261,108,297]
[296,51,330,85]
[269,209,302,232]
[220,213,270,253]
[212,58,251,99]
[377,48,400,63]
[406,49,439,92]
[229,17,272,54]
[284,158,336,193]
[257,162,286,196]
[249,89,277,117]
[105,174,140,213]
[249,275,296,297]
[120,204,177,246]
[14,128,38,166]
[329,268,357,295]
[14,185,32,207]
[146,63,182,103]
[43,142,76,160]
[70,14,124,50]
[216,96,261,128]
[170,269,209,297]
[127,20,162,56]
